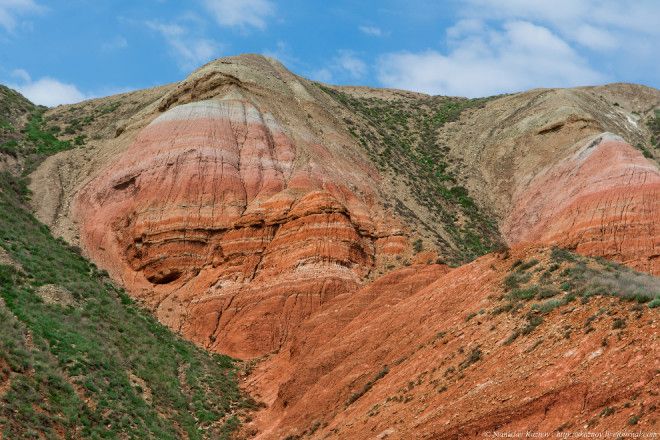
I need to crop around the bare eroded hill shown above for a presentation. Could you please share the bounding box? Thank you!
[20,54,660,438]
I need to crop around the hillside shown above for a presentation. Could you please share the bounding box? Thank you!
[0,88,252,439]
[1,54,659,438]
[246,246,659,438]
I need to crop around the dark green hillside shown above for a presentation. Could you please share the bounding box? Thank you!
[0,85,36,158]
[0,172,252,438]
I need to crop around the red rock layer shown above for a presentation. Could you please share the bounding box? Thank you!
[245,248,659,439]
[504,134,660,274]
[74,98,406,358]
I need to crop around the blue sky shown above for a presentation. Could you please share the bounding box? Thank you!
[1,0,658,106]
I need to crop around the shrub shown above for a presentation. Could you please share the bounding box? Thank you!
[504,330,520,345]
[600,407,615,417]
[551,247,575,263]
[346,366,389,406]
[517,259,539,271]
[503,272,532,291]
[508,286,538,300]
[532,298,563,314]
[459,347,482,369]
[612,318,626,329]
[521,314,543,335]
[537,287,560,299]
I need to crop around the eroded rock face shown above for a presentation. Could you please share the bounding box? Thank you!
[75,97,406,358]
[504,134,660,274]
[245,248,659,439]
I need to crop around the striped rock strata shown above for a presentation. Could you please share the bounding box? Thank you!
[504,134,660,274]
[75,98,406,358]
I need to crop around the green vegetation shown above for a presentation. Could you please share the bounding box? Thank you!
[59,100,122,136]
[495,247,659,343]
[412,238,423,254]
[317,84,502,263]
[612,318,626,329]
[458,347,482,370]
[0,85,36,157]
[346,365,389,406]
[0,109,77,174]
[636,142,653,159]
[649,108,660,147]
[24,111,72,154]
[0,171,252,438]
[63,114,95,135]
[600,407,615,417]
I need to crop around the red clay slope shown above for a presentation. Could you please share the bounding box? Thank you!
[241,133,660,438]
[504,133,659,275]
[74,97,408,358]
[244,247,659,439]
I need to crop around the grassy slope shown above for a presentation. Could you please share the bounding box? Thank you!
[318,85,502,264]
[0,85,35,159]
[493,247,660,344]
[0,85,77,176]
[0,87,252,439]
[0,176,252,439]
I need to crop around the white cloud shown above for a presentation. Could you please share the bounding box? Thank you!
[376,0,658,95]
[310,68,333,83]
[571,24,618,51]
[460,0,660,51]
[377,20,605,97]
[0,0,42,31]
[8,71,139,107]
[145,20,220,71]
[14,77,87,106]
[359,25,386,37]
[334,51,367,79]
[202,0,274,30]
[307,51,368,84]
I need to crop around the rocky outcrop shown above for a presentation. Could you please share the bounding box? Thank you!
[504,134,660,274]
[74,96,407,358]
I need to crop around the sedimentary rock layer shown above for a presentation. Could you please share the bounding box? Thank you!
[75,97,406,358]
[504,134,660,274]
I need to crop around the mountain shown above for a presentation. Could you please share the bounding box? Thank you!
[2,54,659,438]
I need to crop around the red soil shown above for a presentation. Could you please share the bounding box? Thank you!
[244,247,659,439]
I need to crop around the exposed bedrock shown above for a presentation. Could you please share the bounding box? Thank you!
[504,134,659,275]
[74,98,407,358]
